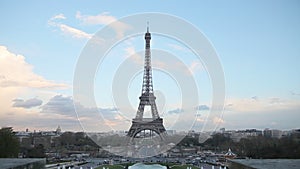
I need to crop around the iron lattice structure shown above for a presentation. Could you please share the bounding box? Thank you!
[127,27,166,140]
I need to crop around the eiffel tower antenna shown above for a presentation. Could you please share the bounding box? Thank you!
[147,21,149,32]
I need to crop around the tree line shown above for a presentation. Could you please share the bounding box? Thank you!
[179,132,300,159]
[1,127,299,159]
[0,128,99,158]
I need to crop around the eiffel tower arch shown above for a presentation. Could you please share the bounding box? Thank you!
[127,26,167,142]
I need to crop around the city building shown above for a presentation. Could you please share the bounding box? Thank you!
[263,128,283,138]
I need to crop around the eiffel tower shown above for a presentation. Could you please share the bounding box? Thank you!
[127,26,166,140]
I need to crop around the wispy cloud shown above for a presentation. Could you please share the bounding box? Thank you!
[290,91,300,96]
[269,97,282,104]
[195,105,210,111]
[51,13,66,20]
[213,116,225,125]
[48,12,129,40]
[167,108,184,114]
[48,14,92,39]
[225,96,299,113]
[76,11,116,25]
[58,24,92,39]
[189,60,203,75]
[167,43,205,76]
[13,98,42,108]
[76,11,130,39]
[251,96,258,101]
[124,46,143,65]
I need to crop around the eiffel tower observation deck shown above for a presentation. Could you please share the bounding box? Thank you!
[127,25,166,140]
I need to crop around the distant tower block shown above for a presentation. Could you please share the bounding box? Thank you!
[127,26,166,140]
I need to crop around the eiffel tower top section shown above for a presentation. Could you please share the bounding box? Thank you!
[142,24,154,95]
[132,25,161,120]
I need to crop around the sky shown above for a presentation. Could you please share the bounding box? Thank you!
[0,0,300,132]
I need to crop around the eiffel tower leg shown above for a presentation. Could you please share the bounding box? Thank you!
[135,103,145,119]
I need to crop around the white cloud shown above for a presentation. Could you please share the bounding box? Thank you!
[76,11,116,25]
[76,11,130,39]
[51,13,66,20]
[48,14,92,40]
[0,46,67,89]
[59,24,92,39]
[48,13,66,26]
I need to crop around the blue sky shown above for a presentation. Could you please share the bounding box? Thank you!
[0,0,299,132]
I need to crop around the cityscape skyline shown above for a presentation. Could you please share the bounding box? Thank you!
[0,1,300,132]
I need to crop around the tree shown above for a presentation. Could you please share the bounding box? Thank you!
[0,127,20,158]
[178,136,201,147]
[202,133,234,151]
[27,144,45,158]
